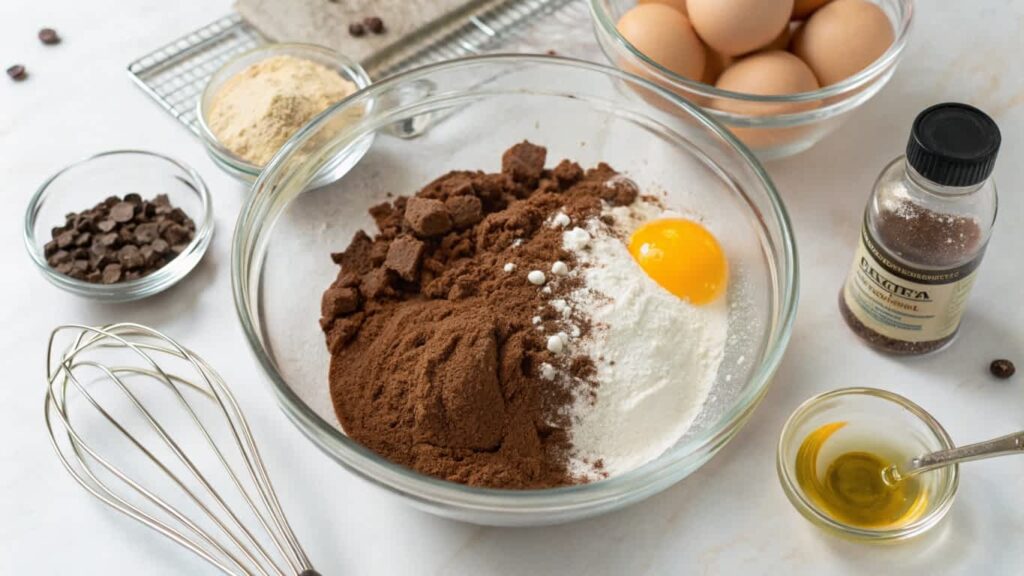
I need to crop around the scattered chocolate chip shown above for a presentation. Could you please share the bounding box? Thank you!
[7,65,27,81]
[990,359,1015,379]
[348,22,366,37]
[97,219,116,232]
[38,28,61,45]
[363,16,385,34]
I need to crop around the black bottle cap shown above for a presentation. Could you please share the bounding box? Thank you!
[906,103,1001,187]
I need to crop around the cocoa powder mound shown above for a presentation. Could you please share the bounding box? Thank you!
[319,142,637,488]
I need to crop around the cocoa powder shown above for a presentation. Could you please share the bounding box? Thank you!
[319,142,637,488]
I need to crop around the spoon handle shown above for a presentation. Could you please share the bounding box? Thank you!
[904,431,1024,477]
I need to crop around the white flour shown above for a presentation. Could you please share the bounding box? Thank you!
[561,200,728,479]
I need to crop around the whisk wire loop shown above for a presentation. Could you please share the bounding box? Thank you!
[44,323,317,576]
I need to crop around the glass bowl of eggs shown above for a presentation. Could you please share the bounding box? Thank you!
[590,0,914,160]
[233,55,798,525]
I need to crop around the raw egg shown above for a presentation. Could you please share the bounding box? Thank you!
[686,0,794,56]
[792,0,894,86]
[628,218,728,305]
[617,4,706,81]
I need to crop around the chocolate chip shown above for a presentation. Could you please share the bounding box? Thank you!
[363,16,384,34]
[404,197,452,237]
[38,28,60,45]
[348,22,366,37]
[49,250,72,265]
[7,65,26,81]
[135,222,159,243]
[990,359,1015,379]
[109,202,135,223]
[163,223,191,246]
[150,238,169,255]
[445,195,483,229]
[101,264,122,284]
[56,231,75,248]
[384,235,425,282]
[168,207,187,224]
[46,194,196,284]
[97,232,119,247]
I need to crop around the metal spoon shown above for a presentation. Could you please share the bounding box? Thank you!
[883,430,1024,485]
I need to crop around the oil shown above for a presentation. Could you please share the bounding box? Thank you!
[795,422,928,529]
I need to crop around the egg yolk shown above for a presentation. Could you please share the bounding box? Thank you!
[628,218,728,305]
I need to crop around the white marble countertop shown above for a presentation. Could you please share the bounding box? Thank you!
[2,1,1023,574]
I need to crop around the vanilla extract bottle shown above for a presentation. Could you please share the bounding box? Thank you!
[839,103,1001,355]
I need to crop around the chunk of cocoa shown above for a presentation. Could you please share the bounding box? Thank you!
[404,197,451,237]
[384,235,425,282]
[360,268,395,299]
[445,195,483,229]
[501,141,546,184]
[322,286,361,318]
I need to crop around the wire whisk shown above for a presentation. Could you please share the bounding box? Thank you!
[44,323,320,576]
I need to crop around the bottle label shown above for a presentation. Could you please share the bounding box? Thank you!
[842,224,980,343]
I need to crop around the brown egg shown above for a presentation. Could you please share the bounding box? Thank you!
[702,46,733,85]
[763,20,799,52]
[712,50,820,115]
[617,4,706,81]
[638,0,688,15]
[792,0,894,86]
[686,0,794,56]
[792,0,833,19]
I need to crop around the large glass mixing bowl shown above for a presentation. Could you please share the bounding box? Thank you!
[233,55,798,526]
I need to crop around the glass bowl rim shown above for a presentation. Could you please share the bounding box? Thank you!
[195,42,374,178]
[23,149,214,301]
[776,386,960,540]
[232,54,800,511]
[588,0,915,105]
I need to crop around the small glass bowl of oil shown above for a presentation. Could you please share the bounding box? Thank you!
[777,387,959,541]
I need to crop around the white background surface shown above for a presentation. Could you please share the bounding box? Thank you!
[2,1,1023,574]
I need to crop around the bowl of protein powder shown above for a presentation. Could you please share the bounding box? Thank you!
[197,43,372,185]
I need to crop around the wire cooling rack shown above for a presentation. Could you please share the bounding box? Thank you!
[127,0,593,137]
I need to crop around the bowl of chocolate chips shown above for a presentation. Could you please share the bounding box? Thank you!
[234,55,797,526]
[24,150,213,302]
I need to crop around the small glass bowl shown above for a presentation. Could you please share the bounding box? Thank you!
[777,387,959,541]
[589,0,914,160]
[196,43,373,184]
[24,150,214,302]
